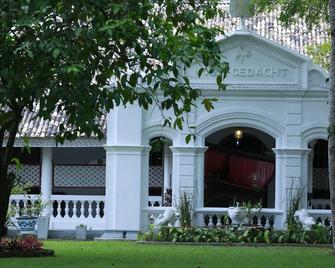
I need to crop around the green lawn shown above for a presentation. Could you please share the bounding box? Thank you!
[0,240,334,268]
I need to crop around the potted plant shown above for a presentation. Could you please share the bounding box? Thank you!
[11,194,48,236]
[228,202,247,226]
[241,200,262,226]
[14,198,39,235]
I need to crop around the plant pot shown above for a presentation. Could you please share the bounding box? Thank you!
[16,216,38,235]
[37,216,50,239]
[76,225,87,240]
[228,206,247,225]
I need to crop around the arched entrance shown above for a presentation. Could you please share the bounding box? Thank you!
[148,137,173,207]
[204,127,276,208]
[308,139,330,209]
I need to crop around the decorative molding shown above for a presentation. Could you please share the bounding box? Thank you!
[234,47,252,64]
[104,145,151,155]
[196,107,285,141]
[301,123,328,147]
[272,148,311,157]
[170,146,208,155]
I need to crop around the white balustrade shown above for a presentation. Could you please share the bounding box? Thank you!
[307,209,332,226]
[9,194,40,217]
[10,194,106,230]
[310,199,331,210]
[143,207,167,226]
[194,208,283,229]
[148,196,163,207]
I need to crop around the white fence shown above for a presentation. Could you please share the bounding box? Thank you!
[9,195,332,231]
[143,206,332,229]
[194,208,283,229]
[307,209,332,226]
[10,194,106,230]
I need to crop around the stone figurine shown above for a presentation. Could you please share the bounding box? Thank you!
[294,209,315,230]
[154,208,177,227]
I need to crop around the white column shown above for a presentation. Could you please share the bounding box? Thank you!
[170,146,207,225]
[272,149,285,229]
[98,104,147,240]
[103,145,150,239]
[273,148,310,229]
[194,147,207,226]
[40,147,53,216]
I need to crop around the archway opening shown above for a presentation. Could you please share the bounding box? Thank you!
[148,137,172,207]
[308,139,330,209]
[204,127,275,208]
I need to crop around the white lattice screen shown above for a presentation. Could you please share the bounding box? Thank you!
[8,164,40,186]
[313,168,329,190]
[149,166,163,187]
[54,165,105,187]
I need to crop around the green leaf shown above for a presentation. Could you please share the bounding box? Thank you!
[185,134,192,144]
[198,68,204,77]
[52,49,61,59]
[129,73,137,87]
[202,99,214,112]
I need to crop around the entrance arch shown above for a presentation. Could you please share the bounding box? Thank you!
[308,139,330,210]
[204,127,276,208]
[196,107,285,147]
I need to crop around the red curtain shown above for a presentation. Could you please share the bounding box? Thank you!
[255,161,275,188]
[205,149,228,176]
[206,149,274,189]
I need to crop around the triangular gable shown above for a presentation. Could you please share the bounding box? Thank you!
[186,29,326,90]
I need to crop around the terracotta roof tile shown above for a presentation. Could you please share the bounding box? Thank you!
[211,3,329,55]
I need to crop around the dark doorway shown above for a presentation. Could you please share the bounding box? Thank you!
[204,127,275,208]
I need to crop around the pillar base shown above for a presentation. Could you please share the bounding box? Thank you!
[125,231,139,240]
[95,231,125,240]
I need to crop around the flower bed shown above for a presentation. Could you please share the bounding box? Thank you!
[138,225,332,245]
[0,236,54,258]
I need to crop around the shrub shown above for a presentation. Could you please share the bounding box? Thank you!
[0,236,43,252]
[138,225,332,245]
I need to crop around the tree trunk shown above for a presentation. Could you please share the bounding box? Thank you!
[0,111,22,238]
[0,173,12,237]
[329,0,335,250]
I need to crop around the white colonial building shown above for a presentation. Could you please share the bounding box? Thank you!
[9,5,331,239]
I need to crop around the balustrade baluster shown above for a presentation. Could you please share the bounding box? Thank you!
[73,201,79,218]
[265,218,270,229]
[64,201,69,218]
[257,216,262,227]
[88,201,93,218]
[321,217,325,226]
[57,200,62,218]
[174,215,181,227]
[216,216,222,227]
[208,215,214,227]
[80,201,85,218]
[14,201,19,217]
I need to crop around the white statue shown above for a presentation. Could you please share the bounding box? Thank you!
[294,209,315,230]
[154,208,177,227]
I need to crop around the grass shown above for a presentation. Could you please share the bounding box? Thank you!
[0,240,334,268]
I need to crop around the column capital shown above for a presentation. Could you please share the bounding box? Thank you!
[272,148,311,157]
[170,146,208,155]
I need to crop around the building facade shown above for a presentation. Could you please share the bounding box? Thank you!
[9,24,331,238]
